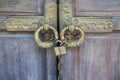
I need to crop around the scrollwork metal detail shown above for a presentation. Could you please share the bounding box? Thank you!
[59,2,113,48]
[45,3,57,25]
[5,17,40,31]
[59,3,113,32]
[5,3,57,31]
[74,18,113,32]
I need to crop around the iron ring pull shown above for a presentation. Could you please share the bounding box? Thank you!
[34,17,85,48]
[60,25,85,48]
[34,19,58,48]
[34,25,84,48]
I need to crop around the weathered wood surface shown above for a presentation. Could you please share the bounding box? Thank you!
[0,0,44,16]
[62,33,120,80]
[59,1,120,80]
[74,0,120,16]
[0,0,57,16]
[0,0,57,80]
[0,32,57,80]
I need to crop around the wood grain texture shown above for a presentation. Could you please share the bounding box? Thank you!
[0,0,44,15]
[0,0,57,80]
[60,0,120,80]
[61,33,120,80]
[59,0,72,3]
[0,32,57,80]
[74,0,120,16]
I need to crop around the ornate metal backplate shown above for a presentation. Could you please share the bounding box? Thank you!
[74,17,113,32]
[5,17,40,31]
[5,3,113,32]
[59,3,113,32]
[5,3,57,31]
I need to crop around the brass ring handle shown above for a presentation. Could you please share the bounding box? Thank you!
[34,25,58,48]
[60,25,85,47]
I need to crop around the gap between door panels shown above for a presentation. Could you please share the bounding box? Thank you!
[57,0,59,79]
[56,0,61,80]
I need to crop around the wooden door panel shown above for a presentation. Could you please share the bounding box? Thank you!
[0,0,57,80]
[0,32,57,80]
[60,1,120,80]
[114,17,120,30]
[0,0,44,15]
[74,0,120,16]
[62,33,120,80]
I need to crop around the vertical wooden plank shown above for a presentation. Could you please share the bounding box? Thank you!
[0,33,40,80]
[62,33,120,80]
[60,0,120,80]
[0,32,57,80]
[0,0,57,80]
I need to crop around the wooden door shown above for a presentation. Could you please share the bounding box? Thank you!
[0,0,57,80]
[60,0,120,80]
[1,0,120,80]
